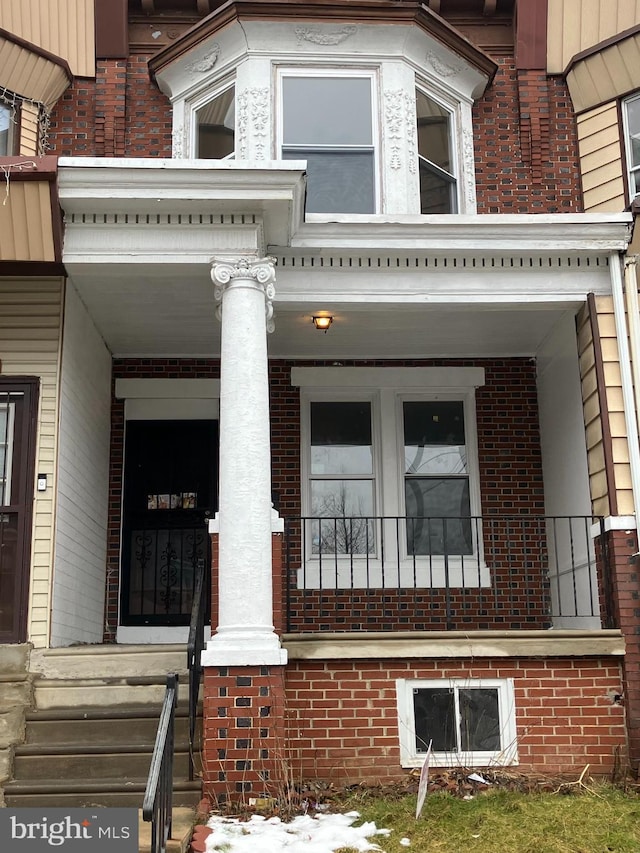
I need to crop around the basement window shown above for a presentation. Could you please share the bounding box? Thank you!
[396,678,518,768]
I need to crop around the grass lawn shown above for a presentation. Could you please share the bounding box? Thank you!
[334,785,640,853]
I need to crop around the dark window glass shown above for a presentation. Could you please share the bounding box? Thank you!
[459,688,501,752]
[413,688,456,752]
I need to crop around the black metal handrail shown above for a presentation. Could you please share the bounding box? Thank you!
[187,560,206,780]
[284,514,612,632]
[143,673,178,853]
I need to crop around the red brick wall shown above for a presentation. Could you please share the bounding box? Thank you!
[106,357,546,639]
[45,51,582,216]
[473,60,582,213]
[285,657,626,783]
[271,358,548,632]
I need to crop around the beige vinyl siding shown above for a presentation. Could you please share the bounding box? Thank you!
[0,278,63,648]
[577,104,626,212]
[52,283,111,647]
[566,31,640,113]
[578,298,634,518]
[548,0,640,74]
[0,0,94,78]
[19,101,40,156]
[0,181,56,262]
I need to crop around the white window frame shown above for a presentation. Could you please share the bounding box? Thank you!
[294,367,487,589]
[622,91,640,202]
[276,66,381,214]
[396,677,518,768]
[415,84,459,214]
[188,78,236,160]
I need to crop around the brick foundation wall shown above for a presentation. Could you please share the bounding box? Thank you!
[202,665,287,804]
[604,529,640,769]
[284,657,626,784]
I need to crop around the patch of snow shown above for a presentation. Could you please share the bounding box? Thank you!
[206,811,392,853]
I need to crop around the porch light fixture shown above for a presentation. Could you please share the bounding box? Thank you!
[312,315,333,332]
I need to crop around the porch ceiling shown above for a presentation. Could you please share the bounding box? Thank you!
[65,260,582,358]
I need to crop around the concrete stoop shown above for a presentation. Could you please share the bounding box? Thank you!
[138,807,195,853]
[0,644,33,807]
[1,645,202,810]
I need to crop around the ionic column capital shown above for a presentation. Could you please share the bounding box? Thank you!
[211,255,277,332]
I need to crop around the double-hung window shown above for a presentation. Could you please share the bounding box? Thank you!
[416,89,457,213]
[403,400,471,556]
[396,678,518,768]
[297,369,484,588]
[280,71,377,213]
[623,92,640,201]
[309,399,376,556]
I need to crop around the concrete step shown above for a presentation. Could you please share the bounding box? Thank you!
[0,644,30,682]
[3,778,202,809]
[139,808,196,853]
[29,645,189,681]
[13,746,192,781]
[23,706,195,746]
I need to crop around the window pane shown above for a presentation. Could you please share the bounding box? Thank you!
[404,401,466,475]
[416,91,451,172]
[311,479,374,518]
[310,480,374,554]
[459,688,501,752]
[405,478,472,555]
[413,688,456,752]
[282,149,375,213]
[0,105,11,156]
[419,159,456,214]
[283,77,372,145]
[311,402,372,475]
[627,96,640,168]
[196,88,234,159]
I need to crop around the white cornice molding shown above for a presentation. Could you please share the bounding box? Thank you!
[289,213,633,254]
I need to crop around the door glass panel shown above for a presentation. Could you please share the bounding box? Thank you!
[0,402,15,505]
[0,513,18,634]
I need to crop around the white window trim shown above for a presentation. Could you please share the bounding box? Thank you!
[396,677,519,769]
[622,91,640,202]
[276,65,381,214]
[296,367,487,589]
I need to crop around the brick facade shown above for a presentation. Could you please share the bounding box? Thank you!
[284,657,626,784]
[45,56,583,217]
[106,356,545,639]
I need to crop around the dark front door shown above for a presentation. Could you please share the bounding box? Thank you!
[0,378,38,644]
[120,419,218,626]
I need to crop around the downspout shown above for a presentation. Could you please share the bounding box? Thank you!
[610,252,640,536]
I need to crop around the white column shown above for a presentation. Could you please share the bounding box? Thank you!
[202,256,287,667]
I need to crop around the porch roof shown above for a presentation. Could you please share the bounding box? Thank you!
[56,158,633,359]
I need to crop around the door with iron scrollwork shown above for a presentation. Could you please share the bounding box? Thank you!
[120,419,217,626]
